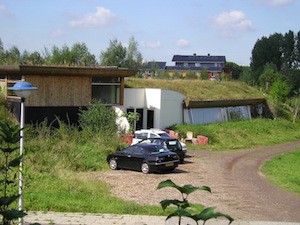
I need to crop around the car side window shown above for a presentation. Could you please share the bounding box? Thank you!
[135,132,148,139]
[122,146,135,154]
[133,146,144,155]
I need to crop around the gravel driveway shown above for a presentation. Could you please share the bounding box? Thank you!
[92,141,300,223]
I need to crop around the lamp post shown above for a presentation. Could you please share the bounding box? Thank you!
[8,81,37,225]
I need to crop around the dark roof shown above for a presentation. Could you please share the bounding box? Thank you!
[172,55,226,63]
[0,65,137,77]
[145,61,166,70]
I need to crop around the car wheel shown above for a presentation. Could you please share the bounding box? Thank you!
[141,162,150,174]
[109,158,118,170]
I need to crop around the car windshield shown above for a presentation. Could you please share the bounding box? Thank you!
[149,145,170,154]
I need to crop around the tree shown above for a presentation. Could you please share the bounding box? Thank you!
[251,33,283,72]
[282,30,295,69]
[259,63,281,90]
[269,79,291,102]
[201,67,208,80]
[295,31,300,68]
[125,37,143,69]
[100,37,143,69]
[100,39,127,67]
[0,38,3,53]
[224,62,243,80]
[70,42,96,66]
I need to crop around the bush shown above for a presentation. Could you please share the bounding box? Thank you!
[78,100,117,134]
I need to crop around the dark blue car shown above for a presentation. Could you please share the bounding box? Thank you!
[107,143,180,174]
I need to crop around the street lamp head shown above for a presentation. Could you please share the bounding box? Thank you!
[8,81,38,99]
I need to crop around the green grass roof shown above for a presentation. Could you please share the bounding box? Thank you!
[125,78,264,101]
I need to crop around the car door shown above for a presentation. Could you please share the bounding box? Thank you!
[117,146,135,169]
[130,146,146,170]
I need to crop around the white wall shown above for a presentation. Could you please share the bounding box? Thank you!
[160,90,185,128]
[124,88,185,129]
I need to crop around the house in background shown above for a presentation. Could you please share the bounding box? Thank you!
[166,54,226,79]
[141,61,166,77]
[139,54,227,79]
[0,65,137,125]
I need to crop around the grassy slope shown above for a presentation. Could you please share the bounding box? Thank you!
[262,150,300,195]
[125,78,264,101]
[171,119,300,150]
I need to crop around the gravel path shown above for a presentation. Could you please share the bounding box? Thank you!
[91,141,300,223]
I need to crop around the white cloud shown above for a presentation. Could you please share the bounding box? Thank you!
[213,10,253,37]
[51,30,65,38]
[263,0,293,6]
[69,6,116,28]
[0,4,10,16]
[141,41,161,49]
[176,39,189,48]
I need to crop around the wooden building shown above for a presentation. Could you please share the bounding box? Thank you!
[0,65,137,125]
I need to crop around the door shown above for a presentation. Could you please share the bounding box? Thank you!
[147,110,154,129]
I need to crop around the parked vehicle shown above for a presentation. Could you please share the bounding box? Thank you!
[132,129,188,152]
[107,143,180,174]
[138,137,185,163]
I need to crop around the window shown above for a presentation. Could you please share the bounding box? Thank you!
[92,77,121,105]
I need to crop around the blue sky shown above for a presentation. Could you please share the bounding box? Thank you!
[0,0,299,66]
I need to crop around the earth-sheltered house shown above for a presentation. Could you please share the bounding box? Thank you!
[0,65,270,129]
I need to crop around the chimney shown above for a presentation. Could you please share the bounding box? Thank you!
[193,53,196,56]
[208,53,210,56]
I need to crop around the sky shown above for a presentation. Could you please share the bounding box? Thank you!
[0,0,299,66]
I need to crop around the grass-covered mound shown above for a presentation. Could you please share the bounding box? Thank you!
[125,78,264,101]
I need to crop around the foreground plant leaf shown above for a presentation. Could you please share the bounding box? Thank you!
[192,207,234,224]
[0,209,27,220]
[166,208,194,221]
[157,179,211,196]
[160,199,190,211]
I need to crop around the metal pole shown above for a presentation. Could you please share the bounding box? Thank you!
[19,97,25,225]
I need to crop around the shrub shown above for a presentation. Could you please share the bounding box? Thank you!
[78,100,117,134]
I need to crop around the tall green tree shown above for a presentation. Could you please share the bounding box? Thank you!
[100,39,127,67]
[282,30,295,69]
[251,33,283,72]
[125,37,143,69]
[295,31,300,68]
[70,42,96,66]
[100,37,143,69]
[0,38,3,53]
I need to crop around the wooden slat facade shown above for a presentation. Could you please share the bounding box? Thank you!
[0,65,137,107]
[25,75,91,107]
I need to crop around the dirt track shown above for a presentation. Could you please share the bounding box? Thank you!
[93,141,300,222]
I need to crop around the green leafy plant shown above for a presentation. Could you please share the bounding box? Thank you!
[78,100,117,134]
[157,179,233,225]
[0,121,27,224]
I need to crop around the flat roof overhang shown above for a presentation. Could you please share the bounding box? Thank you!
[0,65,138,77]
[184,98,266,108]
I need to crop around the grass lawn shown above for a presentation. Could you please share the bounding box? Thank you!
[25,173,166,215]
[261,150,300,195]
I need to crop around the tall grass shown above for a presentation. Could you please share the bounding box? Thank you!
[171,119,300,150]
